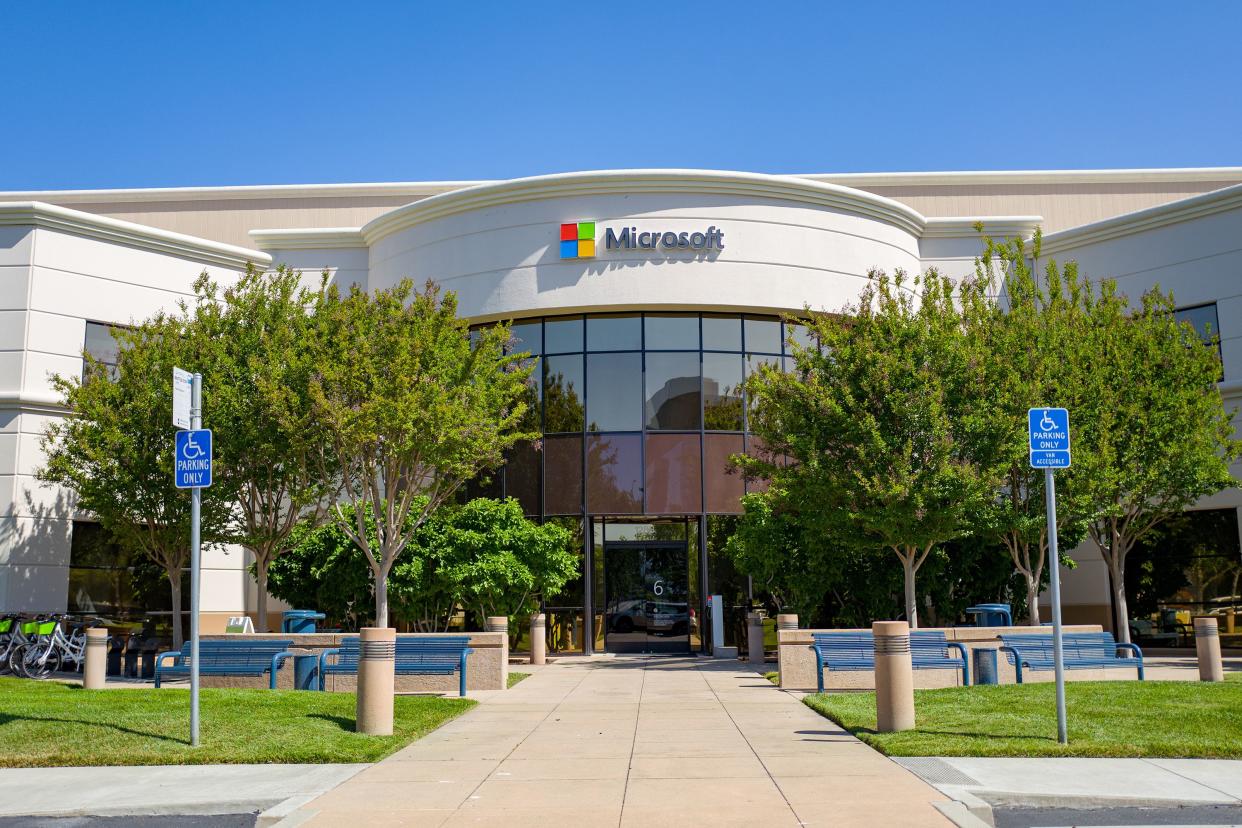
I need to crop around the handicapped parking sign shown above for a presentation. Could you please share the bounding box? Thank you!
[174,429,213,488]
[1028,408,1070,469]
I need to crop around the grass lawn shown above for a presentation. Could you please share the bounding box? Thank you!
[0,676,475,768]
[805,680,1242,758]
[507,671,530,688]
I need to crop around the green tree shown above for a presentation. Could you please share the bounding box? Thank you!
[303,283,537,627]
[1067,278,1238,643]
[39,318,233,648]
[187,265,336,632]
[740,269,996,627]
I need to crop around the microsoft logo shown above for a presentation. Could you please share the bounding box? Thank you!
[559,221,595,259]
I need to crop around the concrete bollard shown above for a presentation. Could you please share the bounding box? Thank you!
[1226,611,1236,635]
[873,621,915,733]
[530,613,546,666]
[486,616,509,687]
[83,628,108,689]
[777,614,798,632]
[356,627,395,736]
[1195,617,1224,682]
[747,612,765,665]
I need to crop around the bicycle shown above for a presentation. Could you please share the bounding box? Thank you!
[13,615,101,679]
[1,615,41,677]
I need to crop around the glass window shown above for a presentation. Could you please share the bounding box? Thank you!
[587,352,642,431]
[644,314,699,350]
[508,321,542,355]
[744,316,782,354]
[645,352,701,430]
[587,314,641,351]
[587,434,642,513]
[744,435,778,493]
[544,436,583,515]
[84,321,125,379]
[703,352,744,431]
[544,355,584,432]
[464,468,502,501]
[516,360,542,432]
[544,316,584,354]
[1175,303,1219,344]
[702,315,742,352]
[786,321,815,352]
[704,434,745,513]
[505,441,541,516]
[645,434,702,514]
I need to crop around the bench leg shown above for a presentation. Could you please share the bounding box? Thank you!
[1137,662,1145,681]
[154,671,161,689]
[1014,662,1024,684]
[459,653,468,697]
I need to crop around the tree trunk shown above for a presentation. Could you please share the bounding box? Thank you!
[169,570,184,650]
[375,569,389,629]
[1026,577,1042,626]
[1110,554,1131,644]
[902,554,918,629]
[255,560,269,634]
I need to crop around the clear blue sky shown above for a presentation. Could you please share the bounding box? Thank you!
[6,1,1241,189]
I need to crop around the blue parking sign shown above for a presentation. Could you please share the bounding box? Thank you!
[1029,408,1070,469]
[174,429,213,489]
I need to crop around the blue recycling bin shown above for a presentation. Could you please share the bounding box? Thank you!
[973,648,999,685]
[965,603,1012,627]
[281,610,325,634]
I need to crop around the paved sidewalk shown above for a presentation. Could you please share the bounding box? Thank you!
[0,763,365,818]
[900,756,1242,810]
[280,656,952,827]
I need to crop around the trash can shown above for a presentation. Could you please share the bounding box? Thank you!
[140,637,159,680]
[292,654,320,691]
[281,610,326,634]
[965,603,1012,627]
[107,633,124,676]
[123,634,140,678]
[973,648,999,685]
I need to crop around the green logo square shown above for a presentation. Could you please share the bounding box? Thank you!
[577,221,595,241]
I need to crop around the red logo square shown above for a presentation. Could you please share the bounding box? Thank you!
[560,223,578,241]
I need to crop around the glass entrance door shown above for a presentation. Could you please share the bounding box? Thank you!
[603,541,691,654]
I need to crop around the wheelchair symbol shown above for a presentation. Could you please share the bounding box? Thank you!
[182,433,206,460]
[1039,410,1058,432]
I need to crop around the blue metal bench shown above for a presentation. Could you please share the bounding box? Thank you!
[318,635,473,696]
[810,630,969,693]
[999,632,1143,683]
[153,639,295,689]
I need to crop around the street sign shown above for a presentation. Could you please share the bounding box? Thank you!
[173,367,192,430]
[1029,407,1070,469]
[174,429,213,489]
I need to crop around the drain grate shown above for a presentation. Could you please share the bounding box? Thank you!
[895,757,981,786]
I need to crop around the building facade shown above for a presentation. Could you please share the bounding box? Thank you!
[2,168,1241,649]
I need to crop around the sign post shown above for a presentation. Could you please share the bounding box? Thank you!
[173,370,211,747]
[1029,407,1070,745]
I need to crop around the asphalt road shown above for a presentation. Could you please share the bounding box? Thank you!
[995,803,1242,826]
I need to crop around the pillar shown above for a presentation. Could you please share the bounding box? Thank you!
[356,627,395,736]
[529,613,546,666]
[486,616,509,687]
[83,627,108,689]
[747,612,765,665]
[777,613,798,632]
[1195,616,1224,682]
[873,620,915,732]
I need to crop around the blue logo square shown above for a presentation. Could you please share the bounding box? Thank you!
[560,240,579,259]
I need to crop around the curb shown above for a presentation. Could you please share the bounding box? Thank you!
[0,799,281,820]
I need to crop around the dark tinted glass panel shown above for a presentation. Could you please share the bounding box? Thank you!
[704,434,745,513]
[645,352,701,430]
[587,352,642,431]
[544,316,584,354]
[587,434,642,513]
[703,352,744,431]
[1176,304,1219,344]
[464,468,502,501]
[702,315,742,352]
[744,435,778,493]
[745,353,781,380]
[509,321,542,355]
[505,441,541,516]
[644,314,699,350]
[786,321,815,351]
[517,359,542,431]
[744,317,782,354]
[645,434,702,514]
[544,435,584,515]
[84,322,122,366]
[544,355,584,432]
[587,314,641,351]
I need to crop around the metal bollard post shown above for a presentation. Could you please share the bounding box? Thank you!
[529,613,546,666]
[355,627,395,736]
[83,628,108,689]
[1195,617,1224,682]
[873,621,915,732]
[777,614,798,632]
[747,612,765,665]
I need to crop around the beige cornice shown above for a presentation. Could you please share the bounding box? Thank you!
[922,217,1043,239]
[0,202,272,270]
[0,181,481,204]
[1039,183,1242,257]
[804,167,1242,188]
[250,227,366,250]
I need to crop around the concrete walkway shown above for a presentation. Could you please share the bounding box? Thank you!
[281,656,951,827]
